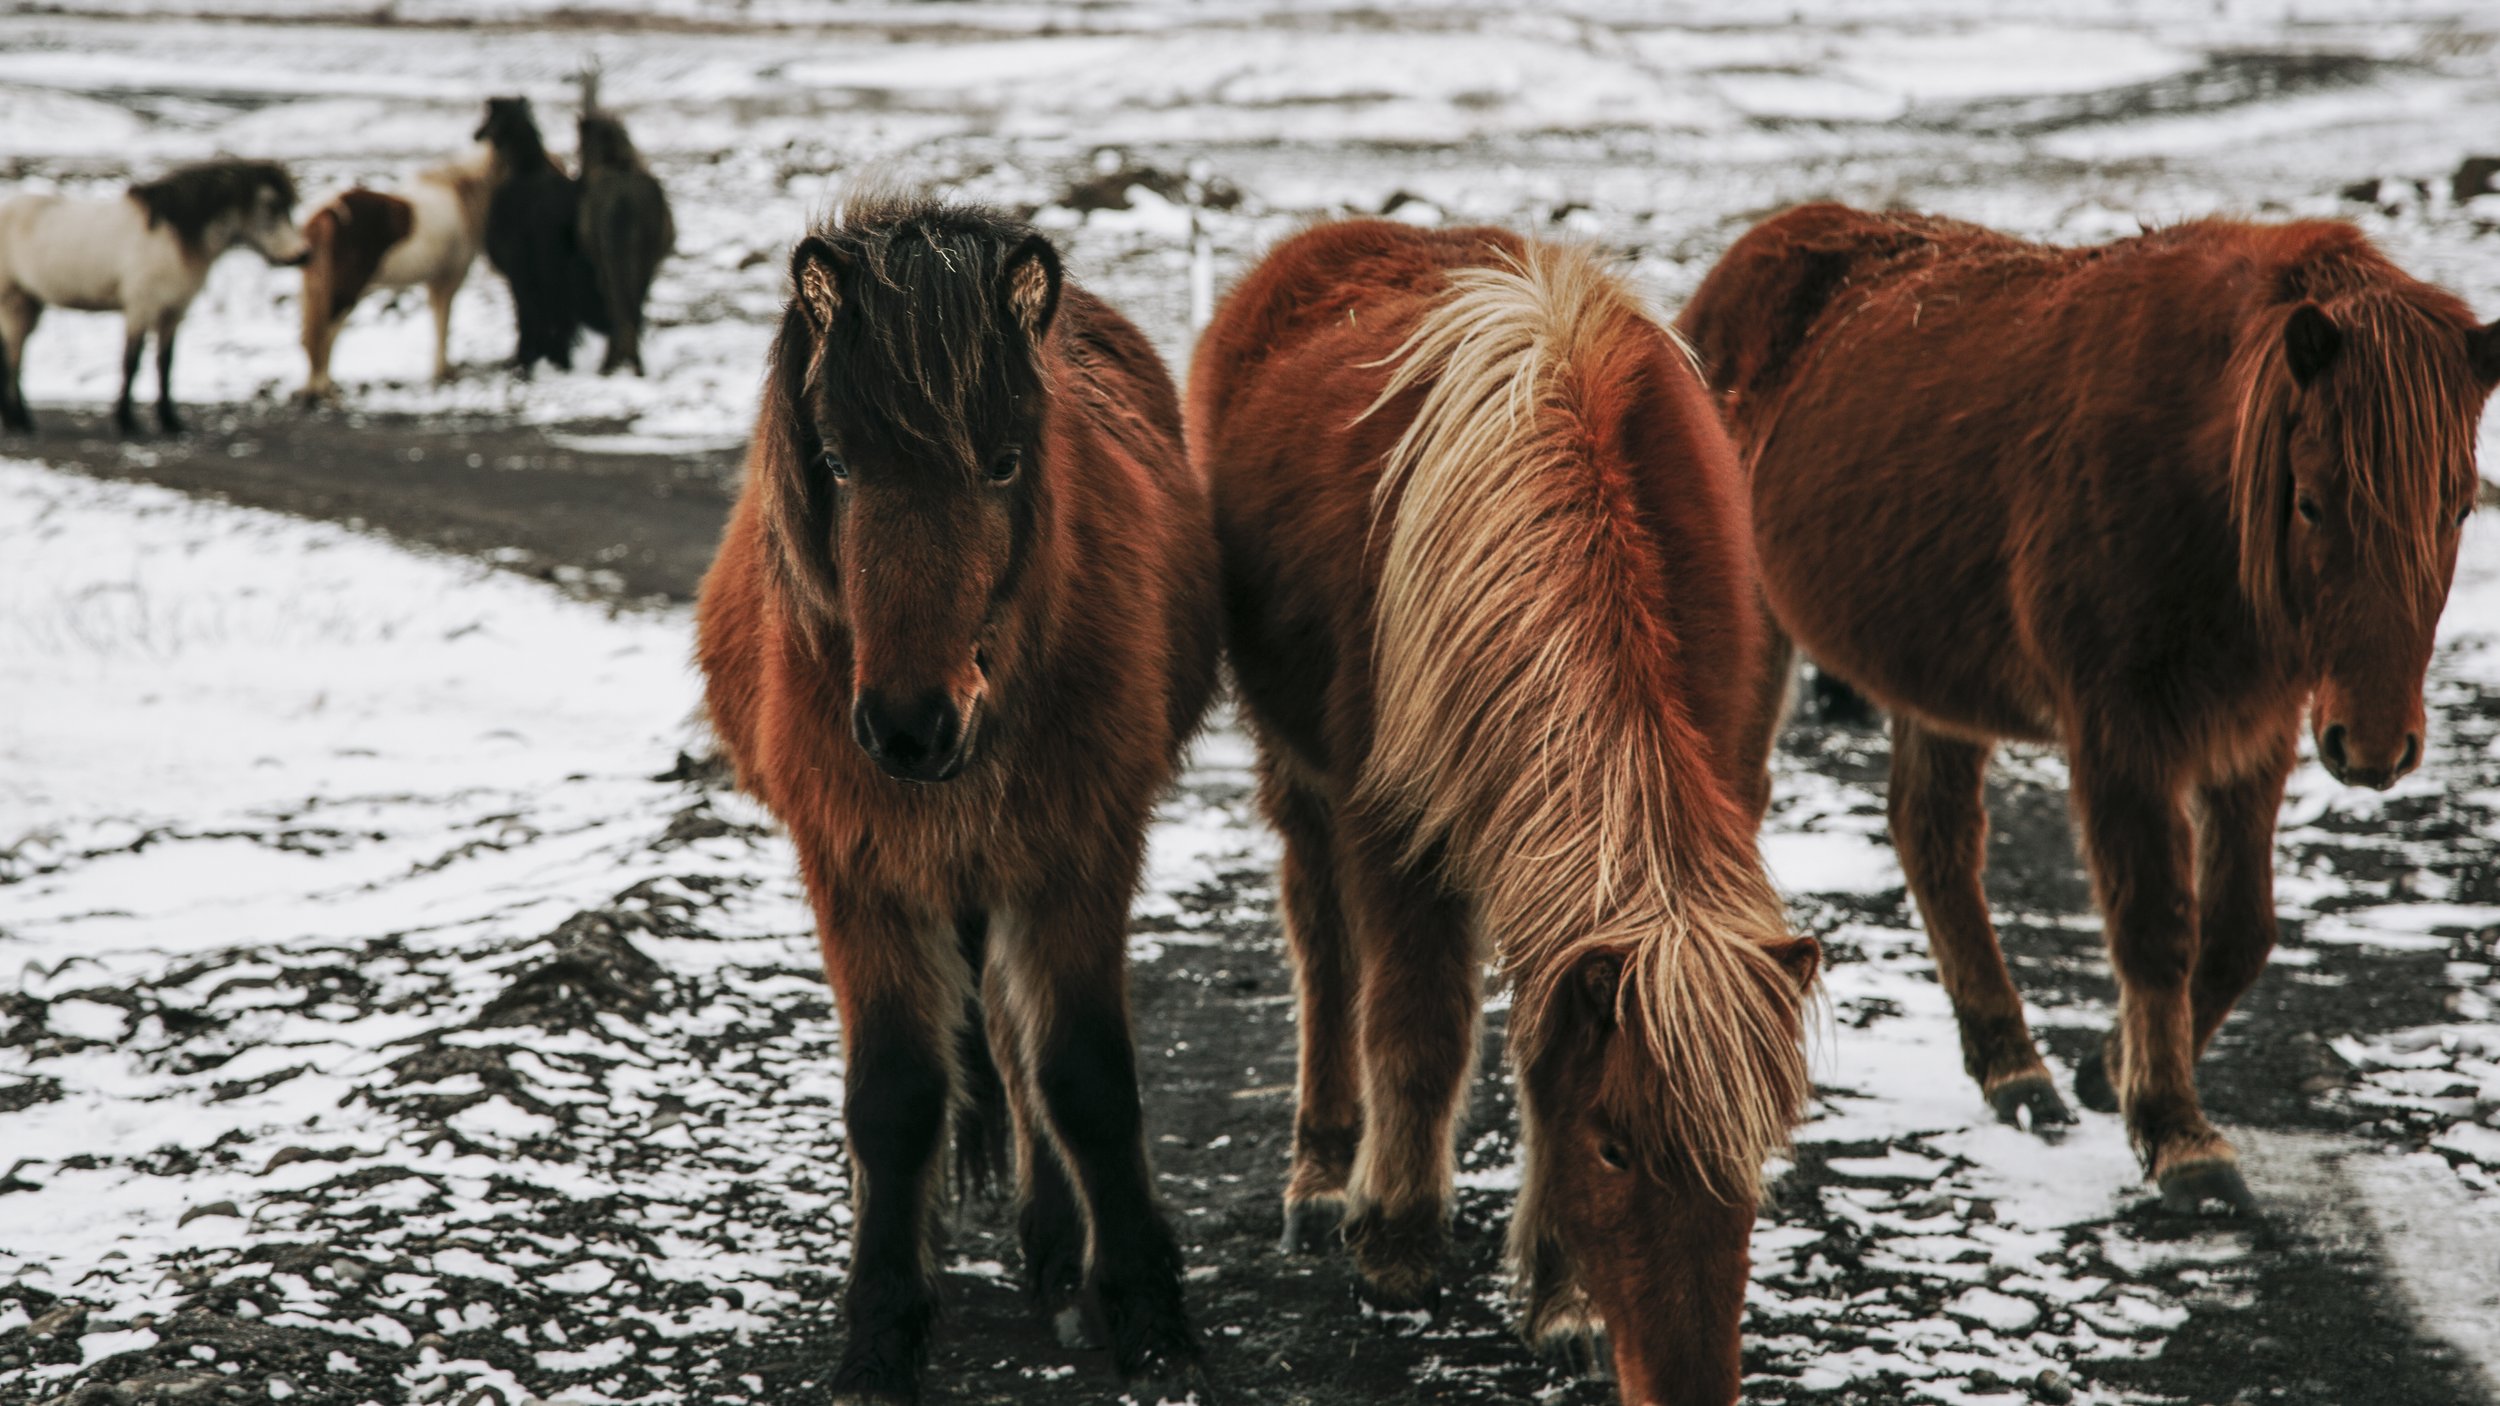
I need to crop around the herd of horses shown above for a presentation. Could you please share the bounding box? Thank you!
[0,88,671,433]
[5,119,2493,1398]
[695,192,2495,1406]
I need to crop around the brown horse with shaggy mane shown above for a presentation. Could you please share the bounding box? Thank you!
[1680,204,2499,1214]
[1193,219,1818,1405]
[696,194,1219,1402]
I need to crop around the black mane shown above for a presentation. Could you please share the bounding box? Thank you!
[477,96,556,172]
[129,160,297,260]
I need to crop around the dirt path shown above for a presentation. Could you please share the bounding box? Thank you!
[7,419,2498,1406]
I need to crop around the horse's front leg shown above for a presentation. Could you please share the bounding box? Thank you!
[113,323,145,435]
[2191,734,2296,1054]
[2071,738,2252,1214]
[994,874,1205,1393]
[0,290,36,432]
[153,312,184,434]
[815,883,967,1406]
[1339,819,1478,1317]
[974,926,1089,1344]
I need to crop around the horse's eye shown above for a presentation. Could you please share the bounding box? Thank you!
[987,447,1022,484]
[1598,1141,1630,1172]
[822,452,849,482]
[2460,506,2476,528]
[2296,494,2320,524]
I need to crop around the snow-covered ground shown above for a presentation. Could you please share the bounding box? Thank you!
[7,2,2500,1403]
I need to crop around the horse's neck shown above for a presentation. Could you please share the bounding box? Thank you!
[430,144,503,233]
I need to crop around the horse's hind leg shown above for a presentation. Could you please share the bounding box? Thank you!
[2069,736,2249,1213]
[1730,602,1798,826]
[427,271,462,383]
[1263,765,1363,1254]
[1339,818,1477,1317]
[1890,716,2071,1131]
[2190,738,2294,1055]
[996,882,1204,1392]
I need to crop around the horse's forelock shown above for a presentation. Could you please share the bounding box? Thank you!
[2234,282,2485,631]
[806,199,1044,468]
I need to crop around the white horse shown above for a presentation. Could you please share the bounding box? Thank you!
[298,140,506,400]
[0,160,307,435]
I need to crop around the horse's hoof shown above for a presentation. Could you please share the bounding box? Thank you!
[1048,1299,1100,1351]
[1537,1329,1613,1381]
[2157,1158,2257,1216]
[1124,1352,1214,1406]
[2074,1038,2120,1115]
[1355,1270,1442,1327]
[1987,1073,2074,1133]
[1279,1197,1344,1255]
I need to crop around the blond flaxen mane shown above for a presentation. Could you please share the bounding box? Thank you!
[1357,243,1812,1197]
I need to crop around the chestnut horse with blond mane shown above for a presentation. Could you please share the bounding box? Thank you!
[1193,220,1818,1405]
[1680,205,2499,1213]
[696,194,1218,1402]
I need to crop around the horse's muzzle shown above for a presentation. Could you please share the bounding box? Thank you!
[852,687,975,784]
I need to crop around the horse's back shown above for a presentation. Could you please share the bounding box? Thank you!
[1052,284,1221,752]
[0,193,160,310]
[1684,208,2278,738]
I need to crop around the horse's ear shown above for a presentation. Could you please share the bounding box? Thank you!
[1568,951,1626,1032]
[2284,303,2342,386]
[790,236,848,335]
[2469,319,2500,387]
[1765,935,1820,994]
[1002,233,1062,343]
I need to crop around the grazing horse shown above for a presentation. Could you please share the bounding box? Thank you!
[298,128,507,400]
[478,97,603,373]
[1679,204,2499,1213]
[695,194,1218,1402]
[575,74,673,376]
[0,160,306,435]
[1194,220,1818,1405]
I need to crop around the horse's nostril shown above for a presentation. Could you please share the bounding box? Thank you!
[2400,733,2422,775]
[2321,723,2348,771]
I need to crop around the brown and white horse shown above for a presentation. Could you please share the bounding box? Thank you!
[1680,204,2500,1212]
[695,194,1219,1402]
[1193,219,1817,1405]
[0,160,306,434]
[298,132,506,400]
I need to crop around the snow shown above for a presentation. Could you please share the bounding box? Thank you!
[7,0,2500,1398]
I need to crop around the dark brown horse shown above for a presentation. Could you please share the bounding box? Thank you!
[695,193,1220,1401]
[1681,204,2499,1212]
[1193,219,1817,1405]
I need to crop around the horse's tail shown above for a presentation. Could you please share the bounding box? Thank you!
[1355,242,1813,1198]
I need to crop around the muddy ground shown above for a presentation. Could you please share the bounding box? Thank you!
[6,409,2496,1406]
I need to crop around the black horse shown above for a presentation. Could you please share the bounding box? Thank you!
[576,79,673,376]
[477,97,603,373]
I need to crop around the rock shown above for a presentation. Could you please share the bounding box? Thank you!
[176,1202,241,1229]
[2454,155,2500,204]
[2032,1370,2075,1404]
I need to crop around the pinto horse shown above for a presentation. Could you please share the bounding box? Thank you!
[0,160,306,434]
[298,132,507,400]
[1680,205,2500,1213]
[696,194,1218,1403]
[1194,220,1818,1405]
